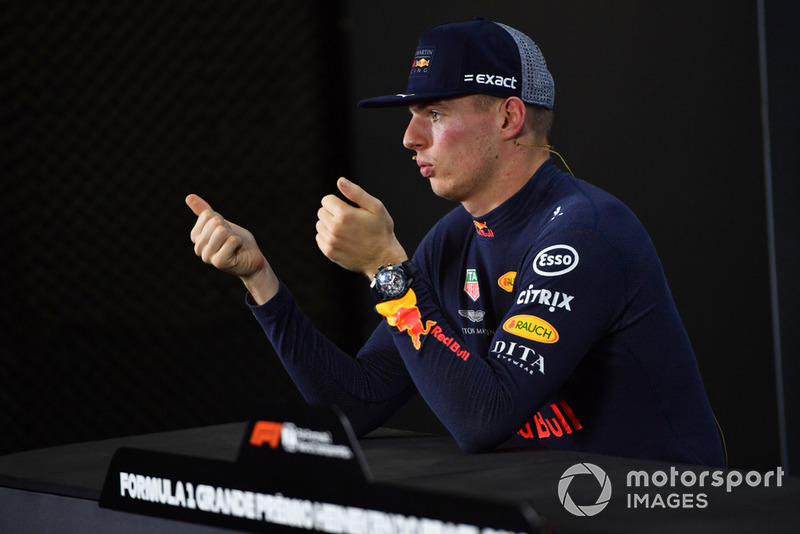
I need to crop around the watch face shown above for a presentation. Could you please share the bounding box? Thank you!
[376,267,408,299]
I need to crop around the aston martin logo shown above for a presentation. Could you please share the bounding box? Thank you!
[458,309,486,323]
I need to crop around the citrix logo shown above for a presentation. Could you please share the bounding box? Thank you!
[558,463,612,517]
[516,285,574,312]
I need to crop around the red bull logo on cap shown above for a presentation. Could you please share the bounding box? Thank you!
[410,47,435,77]
[376,289,436,350]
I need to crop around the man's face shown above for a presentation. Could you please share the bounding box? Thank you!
[404,95,502,207]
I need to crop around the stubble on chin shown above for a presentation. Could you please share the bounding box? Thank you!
[427,175,460,202]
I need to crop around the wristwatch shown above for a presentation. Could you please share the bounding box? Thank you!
[370,261,417,302]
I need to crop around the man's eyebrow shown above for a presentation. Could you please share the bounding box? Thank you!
[409,100,449,113]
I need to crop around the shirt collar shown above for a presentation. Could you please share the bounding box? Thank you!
[470,158,564,239]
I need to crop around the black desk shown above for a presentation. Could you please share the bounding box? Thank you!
[1,423,798,533]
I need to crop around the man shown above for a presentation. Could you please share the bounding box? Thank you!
[187,19,724,466]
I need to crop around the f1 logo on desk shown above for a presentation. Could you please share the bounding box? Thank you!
[249,421,283,448]
[247,420,354,460]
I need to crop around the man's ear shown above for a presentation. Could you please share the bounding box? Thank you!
[499,97,526,141]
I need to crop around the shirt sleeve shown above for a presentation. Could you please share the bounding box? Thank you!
[376,223,626,452]
[249,282,418,436]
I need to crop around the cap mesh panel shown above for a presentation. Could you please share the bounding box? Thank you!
[497,23,554,109]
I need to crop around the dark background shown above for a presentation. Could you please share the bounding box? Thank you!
[2,0,797,473]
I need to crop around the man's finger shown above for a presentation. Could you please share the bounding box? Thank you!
[186,193,213,216]
[336,177,384,214]
[319,193,350,220]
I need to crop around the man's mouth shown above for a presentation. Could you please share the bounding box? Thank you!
[415,158,433,177]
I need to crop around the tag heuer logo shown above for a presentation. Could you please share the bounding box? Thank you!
[464,269,480,301]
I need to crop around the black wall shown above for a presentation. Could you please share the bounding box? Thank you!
[2,0,358,453]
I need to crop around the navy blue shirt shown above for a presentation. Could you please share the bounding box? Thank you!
[252,159,724,466]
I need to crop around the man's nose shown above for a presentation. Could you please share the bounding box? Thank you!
[403,116,426,151]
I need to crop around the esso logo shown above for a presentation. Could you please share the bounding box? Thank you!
[533,245,579,277]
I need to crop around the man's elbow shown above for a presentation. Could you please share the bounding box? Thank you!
[453,431,506,454]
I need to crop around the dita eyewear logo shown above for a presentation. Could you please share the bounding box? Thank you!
[558,463,612,517]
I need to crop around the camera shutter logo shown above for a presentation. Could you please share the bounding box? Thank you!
[558,463,612,516]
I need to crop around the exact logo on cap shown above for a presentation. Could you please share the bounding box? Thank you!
[410,47,435,77]
[463,73,518,89]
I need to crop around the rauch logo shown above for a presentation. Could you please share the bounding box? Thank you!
[503,314,559,343]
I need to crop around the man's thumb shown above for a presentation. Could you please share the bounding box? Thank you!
[186,193,213,216]
[337,177,381,213]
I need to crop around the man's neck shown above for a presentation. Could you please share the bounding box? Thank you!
[462,149,550,217]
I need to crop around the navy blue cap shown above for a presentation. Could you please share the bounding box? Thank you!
[358,19,554,109]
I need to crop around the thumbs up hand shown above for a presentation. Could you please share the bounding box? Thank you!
[316,178,408,278]
[186,194,279,304]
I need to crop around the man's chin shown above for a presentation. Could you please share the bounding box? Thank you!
[428,181,459,202]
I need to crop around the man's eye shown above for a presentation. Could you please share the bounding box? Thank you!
[429,110,441,122]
